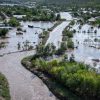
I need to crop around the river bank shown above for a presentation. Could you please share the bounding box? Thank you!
[0,73,10,100]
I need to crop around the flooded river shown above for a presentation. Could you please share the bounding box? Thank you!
[0,51,56,100]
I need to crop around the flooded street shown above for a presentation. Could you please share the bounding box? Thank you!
[46,12,72,49]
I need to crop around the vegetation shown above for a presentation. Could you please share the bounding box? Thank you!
[70,20,75,26]
[39,31,49,45]
[63,29,73,38]
[22,54,100,100]
[56,13,61,20]
[55,42,67,55]
[94,19,100,25]
[67,38,74,49]
[0,29,8,37]
[0,6,61,21]
[36,43,56,58]
[62,26,74,49]
[72,8,100,24]
[0,73,10,100]
[0,42,5,49]
[8,17,20,27]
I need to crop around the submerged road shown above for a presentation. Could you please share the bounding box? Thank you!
[46,12,72,49]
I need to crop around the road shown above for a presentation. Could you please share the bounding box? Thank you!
[46,12,72,49]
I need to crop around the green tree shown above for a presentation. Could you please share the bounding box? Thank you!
[9,18,20,27]
[0,29,8,37]
[67,39,74,49]
[56,14,61,20]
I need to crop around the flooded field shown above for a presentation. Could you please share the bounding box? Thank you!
[70,23,100,72]
[0,21,54,54]
[46,12,100,72]
[0,12,100,100]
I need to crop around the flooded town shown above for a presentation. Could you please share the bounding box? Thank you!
[0,0,100,100]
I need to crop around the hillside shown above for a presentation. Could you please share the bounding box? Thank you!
[0,0,100,8]
[0,0,100,4]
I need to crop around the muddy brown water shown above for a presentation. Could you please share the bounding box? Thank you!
[0,50,57,100]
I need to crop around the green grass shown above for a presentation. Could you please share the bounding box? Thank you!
[0,73,11,100]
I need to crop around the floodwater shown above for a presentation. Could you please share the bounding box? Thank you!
[70,24,100,71]
[0,50,56,100]
[0,21,54,54]
[46,12,72,49]
[0,21,56,100]
[0,12,100,100]
[46,12,100,71]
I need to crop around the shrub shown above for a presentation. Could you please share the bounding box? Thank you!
[0,29,8,37]
[9,18,20,27]
[67,39,74,49]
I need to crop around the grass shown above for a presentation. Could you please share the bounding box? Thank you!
[0,73,11,100]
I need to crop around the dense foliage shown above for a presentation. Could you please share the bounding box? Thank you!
[8,17,20,27]
[27,57,100,99]
[0,73,10,100]
[36,43,56,58]
[62,27,74,49]
[0,6,59,21]
[0,29,8,37]
[1,0,100,6]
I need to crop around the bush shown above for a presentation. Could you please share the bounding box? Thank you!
[9,18,20,27]
[0,29,8,37]
[26,56,100,99]
[0,73,10,100]
[67,39,74,49]
[56,14,61,20]
[63,29,73,38]
[36,43,56,58]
